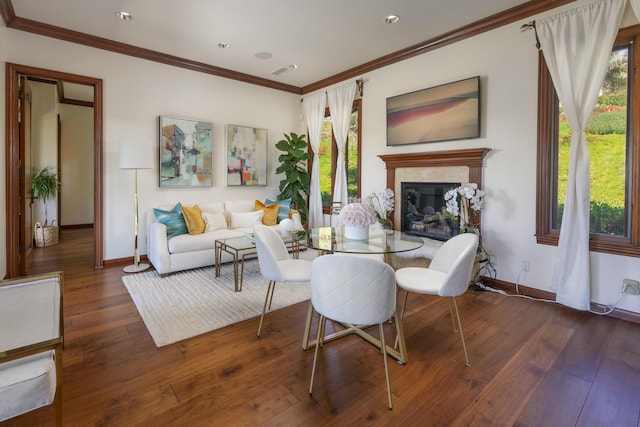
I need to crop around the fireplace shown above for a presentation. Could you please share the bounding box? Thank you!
[379,148,490,241]
[401,182,460,241]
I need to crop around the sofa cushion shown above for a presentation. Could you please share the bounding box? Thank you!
[200,202,225,214]
[265,198,291,223]
[254,200,279,226]
[182,204,205,235]
[202,211,227,232]
[229,210,264,229]
[224,200,255,213]
[153,203,188,239]
[168,228,244,254]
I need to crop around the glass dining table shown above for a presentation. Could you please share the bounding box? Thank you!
[295,225,424,364]
[298,225,424,256]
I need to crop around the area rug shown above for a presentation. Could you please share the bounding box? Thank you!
[122,253,315,347]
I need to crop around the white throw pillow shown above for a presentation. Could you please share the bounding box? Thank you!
[202,211,228,232]
[229,210,264,229]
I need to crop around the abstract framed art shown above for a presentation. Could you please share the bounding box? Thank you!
[386,76,480,146]
[159,115,213,187]
[226,124,267,186]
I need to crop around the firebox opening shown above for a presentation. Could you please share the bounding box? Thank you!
[401,182,460,241]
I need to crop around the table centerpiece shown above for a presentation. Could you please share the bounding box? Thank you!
[338,202,376,240]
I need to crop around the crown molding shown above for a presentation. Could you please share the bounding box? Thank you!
[0,0,574,94]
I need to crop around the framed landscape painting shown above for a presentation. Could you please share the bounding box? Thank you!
[226,124,267,186]
[386,76,480,146]
[159,116,213,187]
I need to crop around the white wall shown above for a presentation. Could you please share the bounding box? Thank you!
[59,103,94,226]
[1,0,638,314]
[30,81,59,226]
[1,29,301,266]
[351,2,640,314]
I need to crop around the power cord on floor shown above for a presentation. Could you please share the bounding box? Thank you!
[471,246,496,291]
[473,279,628,316]
[471,247,627,314]
[589,285,626,315]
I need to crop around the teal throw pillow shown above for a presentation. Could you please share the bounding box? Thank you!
[265,198,291,223]
[153,202,188,239]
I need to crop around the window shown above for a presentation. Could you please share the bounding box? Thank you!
[536,25,640,257]
[313,99,361,213]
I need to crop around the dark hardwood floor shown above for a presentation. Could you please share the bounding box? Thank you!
[3,227,640,426]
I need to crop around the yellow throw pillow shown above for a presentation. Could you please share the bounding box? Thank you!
[182,204,205,235]
[254,200,279,226]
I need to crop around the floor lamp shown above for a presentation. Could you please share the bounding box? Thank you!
[119,137,153,273]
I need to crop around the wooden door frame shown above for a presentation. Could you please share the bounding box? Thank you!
[5,63,103,277]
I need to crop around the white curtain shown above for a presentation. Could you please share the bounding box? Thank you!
[303,92,327,229]
[327,82,356,206]
[630,0,640,19]
[536,0,624,310]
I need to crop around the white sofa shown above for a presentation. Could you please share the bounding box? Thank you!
[146,200,302,277]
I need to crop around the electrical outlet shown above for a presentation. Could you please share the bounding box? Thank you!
[489,255,497,267]
[521,261,530,272]
[623,279,640,295]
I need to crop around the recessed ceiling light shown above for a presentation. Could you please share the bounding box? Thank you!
[115,11,133,21]
[289,64,299,70]
[255,51,273,59]
[384,14,400,24]
[218,42,231,49]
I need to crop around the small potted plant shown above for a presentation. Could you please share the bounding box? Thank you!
[444,183,485,233]
[32,166,61,247]
[365,188,395,233]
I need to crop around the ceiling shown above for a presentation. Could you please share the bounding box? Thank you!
[3,0,565,94]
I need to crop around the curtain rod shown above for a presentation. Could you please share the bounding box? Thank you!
[300,77,366,102]
[521,20,540,49]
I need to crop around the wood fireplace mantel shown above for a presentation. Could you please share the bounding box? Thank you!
[379,148,490,228]
[378,148,490,193]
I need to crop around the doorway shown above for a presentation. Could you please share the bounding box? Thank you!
[5,63,103,278]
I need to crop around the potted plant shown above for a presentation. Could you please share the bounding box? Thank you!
[275,132,310,224]
[32,166,61,246]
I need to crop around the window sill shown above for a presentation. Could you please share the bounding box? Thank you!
[536,232,640,258]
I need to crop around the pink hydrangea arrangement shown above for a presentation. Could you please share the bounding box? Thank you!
[338,202,376,227]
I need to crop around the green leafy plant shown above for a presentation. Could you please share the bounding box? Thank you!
[32,166,61,225]
[275,132,310,224]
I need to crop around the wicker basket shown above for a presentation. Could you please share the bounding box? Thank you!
[34,221,59,247]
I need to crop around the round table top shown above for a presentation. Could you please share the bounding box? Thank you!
[297,225,424,254]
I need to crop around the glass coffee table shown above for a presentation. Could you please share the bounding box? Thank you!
[214,234,300,292]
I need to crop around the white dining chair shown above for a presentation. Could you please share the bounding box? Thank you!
[254,224,312,337]
[395,232,478,366]
[0,271,64,425]
[308,254,398,409]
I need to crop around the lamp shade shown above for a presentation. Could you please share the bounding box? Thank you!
[119,137,154,169]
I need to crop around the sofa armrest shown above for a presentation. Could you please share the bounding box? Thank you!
[147,222,171,275]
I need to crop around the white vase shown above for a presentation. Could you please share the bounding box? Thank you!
[344,225,369,240]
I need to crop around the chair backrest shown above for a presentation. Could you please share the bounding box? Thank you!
[254,224,290,282]
[310,255,396,325]
[428,233,479,297]
[0,272,63,353]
